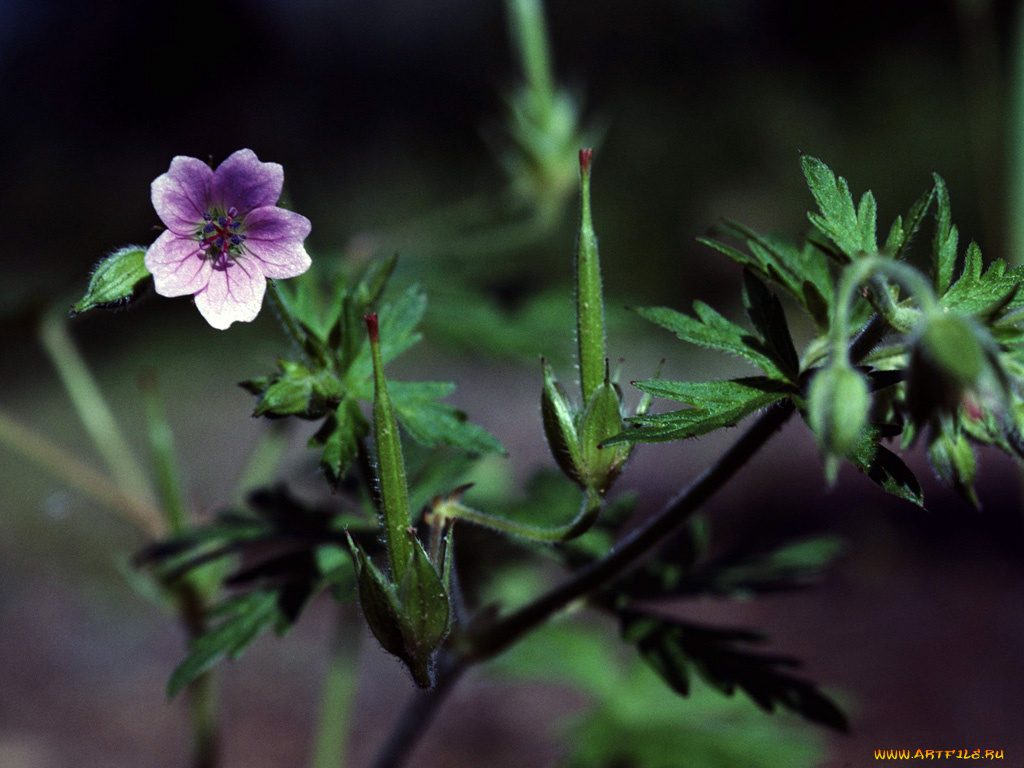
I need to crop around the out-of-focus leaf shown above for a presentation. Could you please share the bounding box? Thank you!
[167,591,278,698]
[491,621,826,768]
[620,611,848,732]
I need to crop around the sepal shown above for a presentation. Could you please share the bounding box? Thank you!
[72,246,152,314]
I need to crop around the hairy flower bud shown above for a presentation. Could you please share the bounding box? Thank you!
[807,362,871,480]
[906,312,1006,432]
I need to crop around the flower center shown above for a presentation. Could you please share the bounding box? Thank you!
[197,206,247,268]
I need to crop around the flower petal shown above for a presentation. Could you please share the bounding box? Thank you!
[152,156,213,235]
[145,230,212,297]
[193,258,267,330]
[242,207,313,278]
[211,149,284,215]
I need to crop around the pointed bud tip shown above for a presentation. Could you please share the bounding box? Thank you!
[579,148,594,174]
[365,313,380,342]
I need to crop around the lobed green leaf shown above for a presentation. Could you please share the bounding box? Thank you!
[608,377,793,445]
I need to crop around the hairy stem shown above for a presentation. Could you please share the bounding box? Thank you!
[439,486,600,543]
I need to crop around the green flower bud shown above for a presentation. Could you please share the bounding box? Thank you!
[72,246,152,315]
[346,532,449,689]
[906,312,1007,432]
[807,362,871,479]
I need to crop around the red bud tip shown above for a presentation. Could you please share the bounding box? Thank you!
[365,313,380,343]
[579,148,594,174]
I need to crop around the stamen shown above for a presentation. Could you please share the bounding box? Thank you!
[199,241,211,251]
[218,216,227,227]
[202,212,213,222]
[227,206,238,218]
[203,223,216,234]
[229,221,241,230]
[230,234,242,246]
[214,237,225,249]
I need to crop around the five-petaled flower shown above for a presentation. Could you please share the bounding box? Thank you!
[146,149,312,329]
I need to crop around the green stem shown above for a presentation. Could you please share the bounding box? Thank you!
[0,407,166,537]
[831,257,938,362]
[439,487,601,543]
[39,309,156,506]
[266,279,309,352]
[506,0,556,111]
[310,608,362,768]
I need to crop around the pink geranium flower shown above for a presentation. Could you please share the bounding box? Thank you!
[146,149,312,330]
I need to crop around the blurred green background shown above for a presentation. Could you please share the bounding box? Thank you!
[2,0,1024,766]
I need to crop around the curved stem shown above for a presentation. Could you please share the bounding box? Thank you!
[831,257,938,363]
[439,487,601,543]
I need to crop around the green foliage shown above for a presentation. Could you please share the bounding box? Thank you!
[941,242,1024,318]
[847,428,925,507]
[242,258,502,485]
[167,591,279,699]
[801,155,878,260]
[620,611,847,731]
[136,487,366,695]
[700,224,833,329]
[624,155,1024,510]
[389,381,504,455]
[72,245,151,314]
[492,621,825,768]
[607,377,792,444]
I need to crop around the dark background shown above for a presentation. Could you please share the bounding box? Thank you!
[2,1,1023,766]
